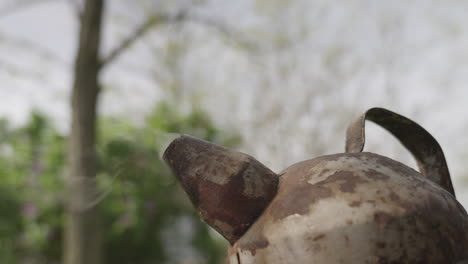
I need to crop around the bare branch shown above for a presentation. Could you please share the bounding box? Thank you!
[0,0,57,18]
[100,9,259,69]
[100,11,188,68]
[0,31,66,65]
[185,14,260,52]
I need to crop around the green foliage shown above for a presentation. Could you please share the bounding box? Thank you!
[0,103,237,263]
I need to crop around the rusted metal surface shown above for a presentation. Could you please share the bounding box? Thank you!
[230,153,468,263]
[163,108,468,263]
[346,107,455,196]
[163,135,278,244]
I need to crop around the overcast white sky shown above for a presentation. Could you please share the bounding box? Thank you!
[1,0,468,207]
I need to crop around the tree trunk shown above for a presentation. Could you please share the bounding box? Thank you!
[64,0,104,264]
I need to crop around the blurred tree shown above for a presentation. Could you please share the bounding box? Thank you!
[65,1,105,263]
[64,1,225,263]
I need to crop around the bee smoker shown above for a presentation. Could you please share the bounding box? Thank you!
[163,107,468,264]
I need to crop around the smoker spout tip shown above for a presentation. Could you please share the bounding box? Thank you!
[155,131,182,161]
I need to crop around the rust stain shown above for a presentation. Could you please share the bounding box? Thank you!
[388,190,412,211]
[323,171,368,193]
[312,233,326,241]
[236,212,270,256]
[374,211,393,228]
[388,191,401,202]
[269,183,333,221]
[269,154,379,221]
[196,168,276,244]
[349,201,361,207]
[365,169,390,181]
[238,237,269,256]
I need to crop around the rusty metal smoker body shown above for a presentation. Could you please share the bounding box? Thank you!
[163,108,468,264]
[229,152,468,263]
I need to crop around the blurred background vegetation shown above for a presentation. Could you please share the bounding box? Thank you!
[0,102,239,264]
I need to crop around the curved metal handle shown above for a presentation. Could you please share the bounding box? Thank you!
[345,107,455,196]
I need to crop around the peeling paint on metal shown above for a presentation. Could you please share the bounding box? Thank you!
[163,135,278,244]
[231,152,468,263]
